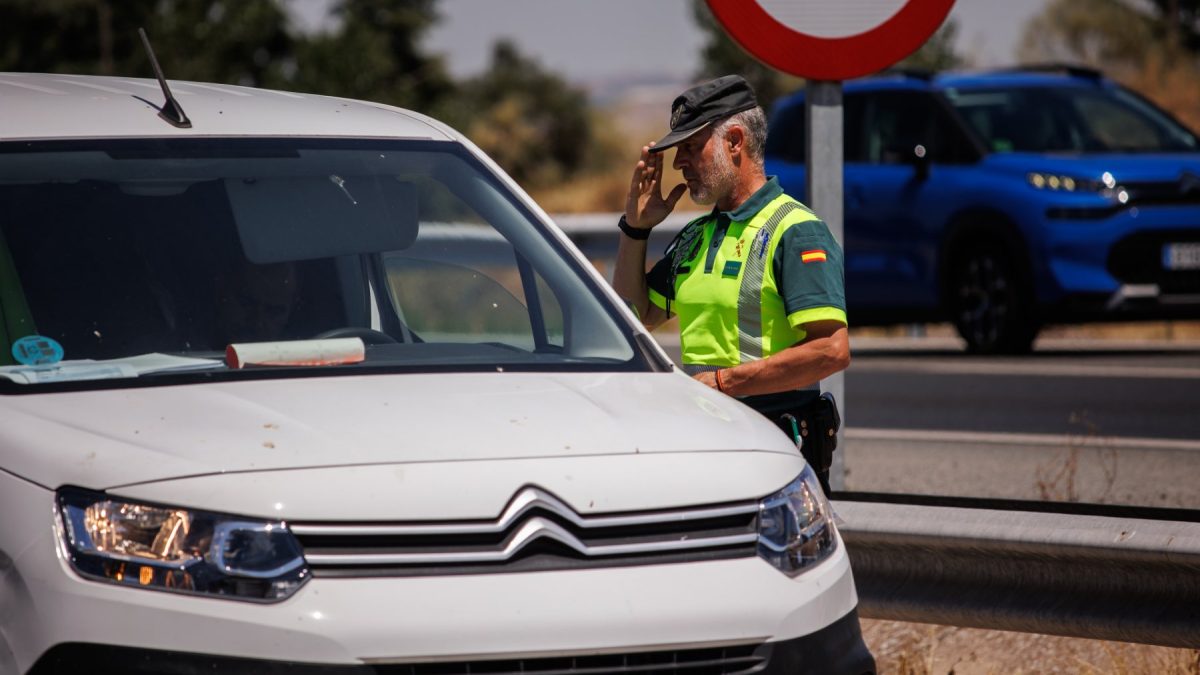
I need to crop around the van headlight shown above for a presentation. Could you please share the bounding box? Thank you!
[757,467,837,576]
[56,488,309,602]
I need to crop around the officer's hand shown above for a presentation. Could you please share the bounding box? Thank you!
[625,143,687,230]
[692,370,719,390]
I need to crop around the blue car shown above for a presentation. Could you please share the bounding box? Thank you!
[765,66,1200,353]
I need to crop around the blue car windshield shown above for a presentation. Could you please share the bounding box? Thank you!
[944,85,1199,154]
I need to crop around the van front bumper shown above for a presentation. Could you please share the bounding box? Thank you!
[28,608,875,675]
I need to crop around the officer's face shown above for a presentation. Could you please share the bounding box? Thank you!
[674,128,735,205]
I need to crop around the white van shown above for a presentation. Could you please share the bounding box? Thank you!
[0,73,874,674]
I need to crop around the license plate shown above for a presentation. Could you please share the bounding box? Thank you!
[1162,242,1200,270]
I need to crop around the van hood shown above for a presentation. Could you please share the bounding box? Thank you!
[0,371,793,489]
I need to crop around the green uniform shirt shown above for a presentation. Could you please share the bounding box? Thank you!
[646,177,846,367]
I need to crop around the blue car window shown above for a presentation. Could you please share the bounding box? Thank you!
[766,93,868,164]
[861,91,976,165]
[946,86,1198,154]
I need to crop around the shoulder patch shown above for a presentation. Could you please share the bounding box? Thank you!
[800,249,827,264]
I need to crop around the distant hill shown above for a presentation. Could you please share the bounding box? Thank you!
[583,74,696,139]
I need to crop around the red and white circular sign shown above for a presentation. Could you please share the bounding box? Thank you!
[705,0,955,81]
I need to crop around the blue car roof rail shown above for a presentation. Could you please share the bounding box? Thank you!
[986,63,1104,80]
[876,67,935,81]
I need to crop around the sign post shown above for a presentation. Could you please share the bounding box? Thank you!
[705,0,954,490]
[805,81,846,487]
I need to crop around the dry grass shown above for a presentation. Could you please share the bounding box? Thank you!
[863,620,1200,675]
[528,170,629,214]
[1034,409,1119,504]
[1039,321,1200,342]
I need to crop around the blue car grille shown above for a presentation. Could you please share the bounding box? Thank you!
[1107,229,1200,290]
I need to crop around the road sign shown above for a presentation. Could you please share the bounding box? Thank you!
[705,0,955,80]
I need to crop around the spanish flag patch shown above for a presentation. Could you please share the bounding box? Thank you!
[800,249,827,263]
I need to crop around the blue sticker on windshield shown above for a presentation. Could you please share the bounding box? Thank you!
[12,335,64,366]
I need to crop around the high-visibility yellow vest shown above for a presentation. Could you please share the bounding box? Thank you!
[648,184,846,370]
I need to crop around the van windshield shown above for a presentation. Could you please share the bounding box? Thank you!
[945,85,1200,154]
[0,138,643,390]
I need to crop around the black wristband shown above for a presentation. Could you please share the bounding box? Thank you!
[618,215,651,240]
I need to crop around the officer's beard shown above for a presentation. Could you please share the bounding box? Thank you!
[689,144,737,205]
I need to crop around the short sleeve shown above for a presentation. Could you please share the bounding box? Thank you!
[772,219,847,328]
[646,255,674,311]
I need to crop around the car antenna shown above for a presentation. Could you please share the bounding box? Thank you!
[137,27,192,128]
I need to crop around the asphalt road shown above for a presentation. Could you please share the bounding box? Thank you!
[837,338,1200,506]
[846,341,1200,441]
[651,334,1200,440]
[650,333,1200,505]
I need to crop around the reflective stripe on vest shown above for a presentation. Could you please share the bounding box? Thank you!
[737,201,801,363]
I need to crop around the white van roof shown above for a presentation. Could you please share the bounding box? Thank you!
[0,73,456,142]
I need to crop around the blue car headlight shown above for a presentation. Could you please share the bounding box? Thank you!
[756,466,837,576]
[1027,171,1129,203]
[56,488,309,602]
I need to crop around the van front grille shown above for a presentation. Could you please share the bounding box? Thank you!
[290,486,760,577]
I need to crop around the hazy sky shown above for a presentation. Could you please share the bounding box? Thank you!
[290,0,1050,83]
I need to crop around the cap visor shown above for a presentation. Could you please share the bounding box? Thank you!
[648,121,710,153]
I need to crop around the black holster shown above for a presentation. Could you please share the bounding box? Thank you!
[741,391,841,494]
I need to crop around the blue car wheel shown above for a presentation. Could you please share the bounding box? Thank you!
[948,240,1039,353]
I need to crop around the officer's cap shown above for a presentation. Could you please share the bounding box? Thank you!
[649,75,759,153]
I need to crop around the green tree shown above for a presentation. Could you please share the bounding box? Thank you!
[1019,0,1156,67]
[1146,0,1200,54]
[1018,0,1200,67]
[148,0,294,87]
[1018,0,1200,133]
[0,0,293,87]
[289,0,456,115]
[456,41,594,188]
[897,19,966,72]
[0,0,149,75]
[690,0,802,110]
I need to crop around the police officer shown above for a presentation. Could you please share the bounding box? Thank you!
[612,75,849,490]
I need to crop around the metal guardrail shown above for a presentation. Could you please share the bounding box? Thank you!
[552,211,696,237]
[833,498,1200,648]
[552,212,693,270]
